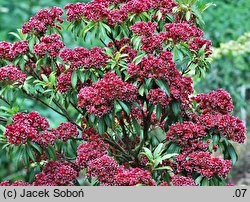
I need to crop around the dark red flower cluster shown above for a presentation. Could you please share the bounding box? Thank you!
[75,140,108,168]
[0,41,12,60]
[64,3,86,22]
[22,7,64,34]
[0,181,31,186]
[33,161,77,186]
[165,23,204,42]
[120,0,152,14]
[107,9,128,26]
[189,37,212,56]
[128,51,175,80]
[60,47,109,70]
[130,22,157,37]
[82,2,109,21]
[166,121,207,154]
[0,40,29,60]
[56,71,72,93]
[0,64,26,85]
[78,72,138,116]
[107,38,138,63]
[198,112,246,144]
[147,88,171,106]
[176,152,232,178]
[87,155,119,185]
[171,175,196,186]
[10,40,29,58]
[81,127,102,142]
[34,34,64,58]
[4,112,56,146]
[114,167,156,186]
[130,22,168,53]
[55,122,79,141]
[193,89,234,114]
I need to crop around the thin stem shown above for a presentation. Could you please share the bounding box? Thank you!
[0,95,11,106]
[0,116,7,123]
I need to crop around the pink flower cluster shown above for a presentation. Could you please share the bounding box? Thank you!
[189,37,212,56]
[55,122,79,141]
[171,175,196,186]
[64,0,177,26]
[0,40,29,61]
[56,71,72,93]
[0,64,26,85]
[166,121,208,154]
[193,89,234,114]
[147,88,171,106]
[75,140,108,168]
[128,51,175,80]
[198,112,246,144]
[87,155,119,185]
[60,47,109,70]
[176,152,232,179]
[78,72,138,116]
[22,7,64,34]
[0,181,31,186]
[113,167,156,186]
[4,112,56,147]
[34,34,64,58]
[165,23,204,42]
[33,161,77,186]
[131,22,168,53]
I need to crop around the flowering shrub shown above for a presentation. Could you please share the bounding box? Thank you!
[0,0,247,186]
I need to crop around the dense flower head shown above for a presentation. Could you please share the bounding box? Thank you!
[177,152,232,179]
[128,51,175,80]
[130,22,157,37]
[4,112,55,146]
[81,127,102,142]
[0,64,26,85]
[56,71,72,93]
[22,7,64,34]
[114,167,156,186]
[33,161,77,186]
[120,0,152,14]
[166,121,207,154]
[64,3,86,22]
[193,89,234,114]
[147,88,172,106]
[141,32,168,53]
[82,1,109,21]
[198,112,247,144]
[87,155,119,185]
[34,34,64,58]
[189,37,212,56]
[60,47,109,70]
[165,23,204,42]
[78,72,138,116]
[0,181,31,186]
[75,140,108,168]
[171,175,196,186]
[0,41,12,60]
[107,9,128,26]
[55,122,79,141]
[10,40,29,58]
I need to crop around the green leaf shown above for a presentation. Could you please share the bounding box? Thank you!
[185,11,191,21]
[153,143,164,157]
[161,153,178,161]
[227,144,238,165]
[132,118,141,135]
[154,166,172,171]
[172,101,181,116]
[155,79,170,96]
[118,100,130,115]
[26,146,36,162]
[195,175,203,185]
[71,70,78,88]
[201,177,209,186]
[98,117,106,136]
[156,104,162,121]
[141,147,153,161]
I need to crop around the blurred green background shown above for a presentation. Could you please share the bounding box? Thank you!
[0,0,249,184]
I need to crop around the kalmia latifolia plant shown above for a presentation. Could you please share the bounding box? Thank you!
[0,0,247,186]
